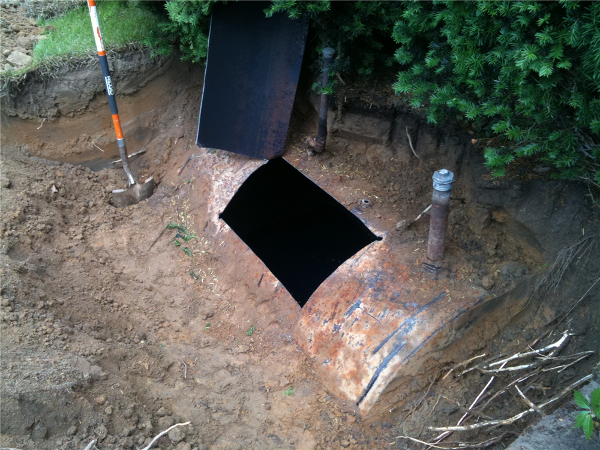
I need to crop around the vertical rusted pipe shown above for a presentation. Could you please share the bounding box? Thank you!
[314,47,336,153]
[427,169,454,261]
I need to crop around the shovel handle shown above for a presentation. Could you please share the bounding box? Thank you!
[87,0,135,186]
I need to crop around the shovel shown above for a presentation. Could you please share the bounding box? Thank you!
[87,0,154,208]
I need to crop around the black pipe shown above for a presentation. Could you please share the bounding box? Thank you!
[313,47,336,153]
[427,169,454,261]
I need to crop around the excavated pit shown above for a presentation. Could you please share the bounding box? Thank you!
[219,157,381,307]
[1,44,598,449]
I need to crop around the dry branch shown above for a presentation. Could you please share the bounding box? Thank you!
[479,372,538,412]
[429,374,592,432]
[442,353,486,380]
[514,385,544,416]
[533,236,598,300]
[83,440,97,450]
[398,432,515,449]
[111,149,146,164]
[406,126,422,162]
[441,396,494,421]
[558,276,600,325]
[432,360,508,443]
[139,421,191,450]
[549,353,595,373]
[487,331,571,367]
[413,204,432,222]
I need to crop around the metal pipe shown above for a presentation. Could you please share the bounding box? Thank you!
[314,47,336,153]
[427,169,454,261]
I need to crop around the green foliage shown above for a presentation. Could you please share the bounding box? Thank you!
[283,386,294,396]
[33,2,162,64]
[160,1,401,76]
[167,222,195,256]
[135,1,203,60]
[391,1,600,183]
[167,222,196,240]
[156,0,600,185]
[246,325,256,336]
[574,388,600,440]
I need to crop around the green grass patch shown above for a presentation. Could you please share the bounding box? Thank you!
[33,1,162,65]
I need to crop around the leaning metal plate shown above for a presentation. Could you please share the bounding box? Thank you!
[197,2,308,160]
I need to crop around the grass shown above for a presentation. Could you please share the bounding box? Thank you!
[33,2,162,65]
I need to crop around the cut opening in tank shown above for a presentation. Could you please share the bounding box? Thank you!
[220,158,382,307]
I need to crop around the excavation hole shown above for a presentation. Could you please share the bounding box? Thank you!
[220,158,381,307]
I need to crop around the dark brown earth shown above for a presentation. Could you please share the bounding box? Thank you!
[1,8,599,450]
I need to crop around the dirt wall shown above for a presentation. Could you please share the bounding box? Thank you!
[1,47,173,119]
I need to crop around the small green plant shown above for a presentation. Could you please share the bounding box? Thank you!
[574,388,600,440]
[284,386,294,396]
[167,222,196,256]
[246,325,256,336]
[167,222,196,240]
[204,323,211,331]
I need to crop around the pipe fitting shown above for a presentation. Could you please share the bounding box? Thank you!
[427,169,454,261]
[432,169,454,191]
[312,47,336,153]
[322,47,336,63]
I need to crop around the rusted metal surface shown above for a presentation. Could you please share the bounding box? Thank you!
[293,231,501,416]
[184,152,519,418]
[196,1,308,160]
[428,169,454,261]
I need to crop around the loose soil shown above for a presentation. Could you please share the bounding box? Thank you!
[1,8,600,450]
[0,2,44,73]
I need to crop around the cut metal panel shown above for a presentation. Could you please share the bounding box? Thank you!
[197,2,308,160]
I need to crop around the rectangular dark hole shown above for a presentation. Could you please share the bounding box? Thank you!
[220,158,381,307]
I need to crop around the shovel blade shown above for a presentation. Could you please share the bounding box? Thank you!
[111,177,155,208]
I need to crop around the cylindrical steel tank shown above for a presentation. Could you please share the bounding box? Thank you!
[189,150,529,417]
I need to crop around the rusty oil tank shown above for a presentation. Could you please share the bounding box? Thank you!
[186,150,530,418]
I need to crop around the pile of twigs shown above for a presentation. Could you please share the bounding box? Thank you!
[398,329,595,449]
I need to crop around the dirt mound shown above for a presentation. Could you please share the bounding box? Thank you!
[0,151,343,449]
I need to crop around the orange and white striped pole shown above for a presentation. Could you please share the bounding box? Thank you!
[87,0,135,186]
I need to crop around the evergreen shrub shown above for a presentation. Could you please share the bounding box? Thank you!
[160,0,600,186]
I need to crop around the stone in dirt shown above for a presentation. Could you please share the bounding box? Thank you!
[168,426,186,444]
[482,275,495,290]
[7,50,32,67]
[31,422,47,441]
